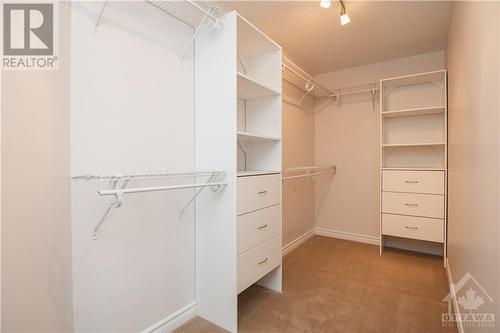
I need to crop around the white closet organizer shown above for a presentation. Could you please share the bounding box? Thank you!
[195,11,282,332]
[379,70,447,258]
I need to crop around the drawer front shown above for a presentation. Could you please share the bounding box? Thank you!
[237,204,281,254]
[237,235,281,294]
[237,174,281,215]
[383,170,444,194]
[382,192,444,218]
[382,213,444,243]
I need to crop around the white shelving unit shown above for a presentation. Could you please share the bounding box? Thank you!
[379,70,447,260]
[195,11,282,332]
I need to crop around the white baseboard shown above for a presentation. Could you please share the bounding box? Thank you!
[315,227,380,245]
[445,258,464,333]
[142,301,197,333]
[282,228,315,256]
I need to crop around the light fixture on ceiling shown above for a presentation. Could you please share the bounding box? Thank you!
[339,0,350,25]
[320,0,331,9]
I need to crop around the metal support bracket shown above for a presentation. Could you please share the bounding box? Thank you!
[93,0,109,32]
[179,7,216,64]
[179,172,221,218]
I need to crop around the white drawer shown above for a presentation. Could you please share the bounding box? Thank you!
[237,174,281,215]
[382,192,444,218]
[382,213,444,243]
[237,235,281,294]
[237,204,281,254]
[383,170,444,194]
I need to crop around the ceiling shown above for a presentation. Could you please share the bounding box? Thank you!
[219,1,452,74]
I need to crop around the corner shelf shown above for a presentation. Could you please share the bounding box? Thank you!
[382,143,445,148]
[381,167,446,171]
[237,170,281,177]
[237,72,281,99]
[237,131,281,142]
[382,106,445,118]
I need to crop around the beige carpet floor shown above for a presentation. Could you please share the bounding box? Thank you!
[175,236,456,333]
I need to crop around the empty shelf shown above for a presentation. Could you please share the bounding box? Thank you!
[382,167,446,171]
[382,143,445,148]
[237,73,281,99]
[382,106,445,118]
[237,170,281,177]
[237,131,281,142]
[381,70,446,88]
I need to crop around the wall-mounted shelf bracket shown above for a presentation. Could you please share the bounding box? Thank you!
[93,0,109,32]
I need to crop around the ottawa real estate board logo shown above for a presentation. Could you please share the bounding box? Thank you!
[2,2,59,70]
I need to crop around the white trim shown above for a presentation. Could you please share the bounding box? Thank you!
[142,301,197,333]
[282,228,315,256]
[315,227,380,245]
[445,259,465,333]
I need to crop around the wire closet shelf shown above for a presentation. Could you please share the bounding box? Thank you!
[72,171,227,240]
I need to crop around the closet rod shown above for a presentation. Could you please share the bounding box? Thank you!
[282,56,332,97]
[99,181,226,196]
[332,85,379,98]
[282,170,333,180]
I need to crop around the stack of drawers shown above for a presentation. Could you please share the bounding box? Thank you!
[236,173,282,294]
[381,170,445,243]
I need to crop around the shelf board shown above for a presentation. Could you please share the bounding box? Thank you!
[382,167,446,171]
[237,131,281,142]
[382,106,445,118]
[237,170,281,177]
[382,143,445,148]
[237,72,281,99]
[381,70,446,88]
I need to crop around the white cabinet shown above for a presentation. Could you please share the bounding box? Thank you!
[382,214,444,243]
[382,192,444,219]
[237,174,281,215]
[380,70,447,259]
[382,170,444,194]
[237,204,281,254]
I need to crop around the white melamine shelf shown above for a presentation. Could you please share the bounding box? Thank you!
[382,106,446,118]
[382,167,446,171]
[237,170,281,177]
[382,143,446,148]
[381,70,446,88]
[237,72,281,99]
[237,131,281,142]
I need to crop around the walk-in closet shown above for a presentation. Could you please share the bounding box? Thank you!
[2,1,499,333]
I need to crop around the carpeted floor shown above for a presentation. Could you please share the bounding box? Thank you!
[175,236,456,333]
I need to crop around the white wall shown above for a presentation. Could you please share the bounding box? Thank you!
[71,2,196,331]
[314,51,445,239]
[282,80,316,248]
[1,3,73,332]
[446,2,500,329]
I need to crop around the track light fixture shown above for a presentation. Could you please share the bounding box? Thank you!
[339,0,350,25]
[320,0,350,26]
[320,0,331,9]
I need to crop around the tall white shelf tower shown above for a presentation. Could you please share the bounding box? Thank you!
[195,11,283,332]
[380,70,448,260]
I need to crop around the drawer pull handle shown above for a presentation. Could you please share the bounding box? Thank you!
[404,203,419,207]
[257,190,268,195]
[405,226,418,230]
[258,258,268,265]
[258,224,268,230]
[405,180,419,184]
